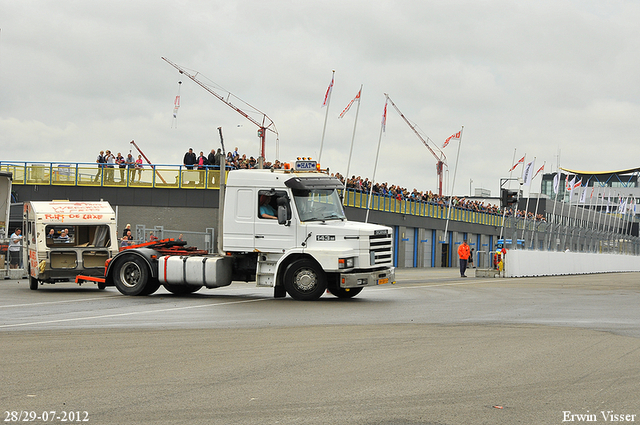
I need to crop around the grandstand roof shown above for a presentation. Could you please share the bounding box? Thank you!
[560,167,640,176]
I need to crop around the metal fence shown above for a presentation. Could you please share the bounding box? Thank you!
[499,214,639,254]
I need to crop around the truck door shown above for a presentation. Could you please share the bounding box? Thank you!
[254,190,296,252]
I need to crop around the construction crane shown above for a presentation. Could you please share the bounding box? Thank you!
[385,94,447,196]
[162,57,278,165]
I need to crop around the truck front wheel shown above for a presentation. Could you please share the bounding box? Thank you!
[29,276,38,291]
[112,255,150,296]
[327,285,363,299]
[284,259,326,301]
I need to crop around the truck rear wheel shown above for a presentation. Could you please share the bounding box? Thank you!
[163,283,202,295]
[327,286,363,299]
[112,255,150,296]
[284,259,326,301]
[29,276,38,291]
[141,279,161,295]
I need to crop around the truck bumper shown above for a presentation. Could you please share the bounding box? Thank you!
[340,267,395,288]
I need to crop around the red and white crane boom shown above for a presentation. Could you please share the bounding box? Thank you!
[129,140,167,184]
[385,95,447,196]
[162,57,278,163]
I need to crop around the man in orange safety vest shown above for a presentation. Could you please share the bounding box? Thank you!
[457,240,471,278]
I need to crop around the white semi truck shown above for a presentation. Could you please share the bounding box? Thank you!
[106,160,395,300]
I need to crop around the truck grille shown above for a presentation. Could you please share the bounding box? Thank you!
[369,233,393,265]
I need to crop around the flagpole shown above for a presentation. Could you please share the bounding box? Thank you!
[613,193,620,248]
[625,197,634,238]
[530,161,545,249]
[584,185,596,251]
[602,190,611,245]
[569,179,582,248]
[521,157,535,246]
[443,126,463,242]
[605,191,614,251]
[614,194,623,251]
[318,70,334,164]
[559,173,572,250]
[563,176,579,250]
[613,193,624,251]
[365,94,387,223]
[547,150,561,250]
[625,196,633,252]
[621,196,631,251]
[577,182,590,248]
[342,85,362,206]
[592,187,602,251]
[596,189,605,251]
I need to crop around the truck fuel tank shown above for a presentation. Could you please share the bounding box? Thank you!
[158,255,233,288]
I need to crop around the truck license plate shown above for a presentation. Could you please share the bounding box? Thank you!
[377,278,389,285]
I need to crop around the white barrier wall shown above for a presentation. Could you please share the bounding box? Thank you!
[505,250,640,277]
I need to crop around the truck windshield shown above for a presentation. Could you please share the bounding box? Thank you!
[292,188,346,222]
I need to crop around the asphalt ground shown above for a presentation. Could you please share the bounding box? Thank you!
[1,268,640,424]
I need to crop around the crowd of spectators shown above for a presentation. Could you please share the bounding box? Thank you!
[194,147,546,221]
[95,146,545,221]
[183,146,285,171]
[334,173,546,221]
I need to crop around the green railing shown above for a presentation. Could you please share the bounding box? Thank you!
[2,161,504,227]
[1,161,226,189]
[342,189,502,226]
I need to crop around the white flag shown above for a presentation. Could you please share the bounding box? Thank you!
[553,171,560,194]
[522,160,535,186]
[579,187,587,203]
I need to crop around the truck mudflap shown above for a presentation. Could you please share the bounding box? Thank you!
[340,267,395,288]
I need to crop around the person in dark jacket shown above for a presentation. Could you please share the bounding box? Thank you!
[183,148,196,169]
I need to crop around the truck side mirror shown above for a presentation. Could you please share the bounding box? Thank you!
[277,205,287,225]
[277,196,291,225]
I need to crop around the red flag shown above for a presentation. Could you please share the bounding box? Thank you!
[565,176,582,191]
[172,95,180,118]
[322,74,334,108]
[442,130,461,148]
[381,99,388,132]
[338,88,361,119]
[532,163,544,179]
[573,179,582,190]
[509,156,525,172]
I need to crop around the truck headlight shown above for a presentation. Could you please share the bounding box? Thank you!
[338,257,355,269]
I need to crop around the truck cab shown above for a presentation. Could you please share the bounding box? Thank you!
[222,161,394,300]
[24,201,119,290]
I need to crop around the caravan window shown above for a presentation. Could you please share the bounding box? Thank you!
[45,225,111,248]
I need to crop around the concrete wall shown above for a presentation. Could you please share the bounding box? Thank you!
[505,250,640,277]
[114,206,218,236]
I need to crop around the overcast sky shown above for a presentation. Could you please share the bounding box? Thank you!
[2,0,639,198]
